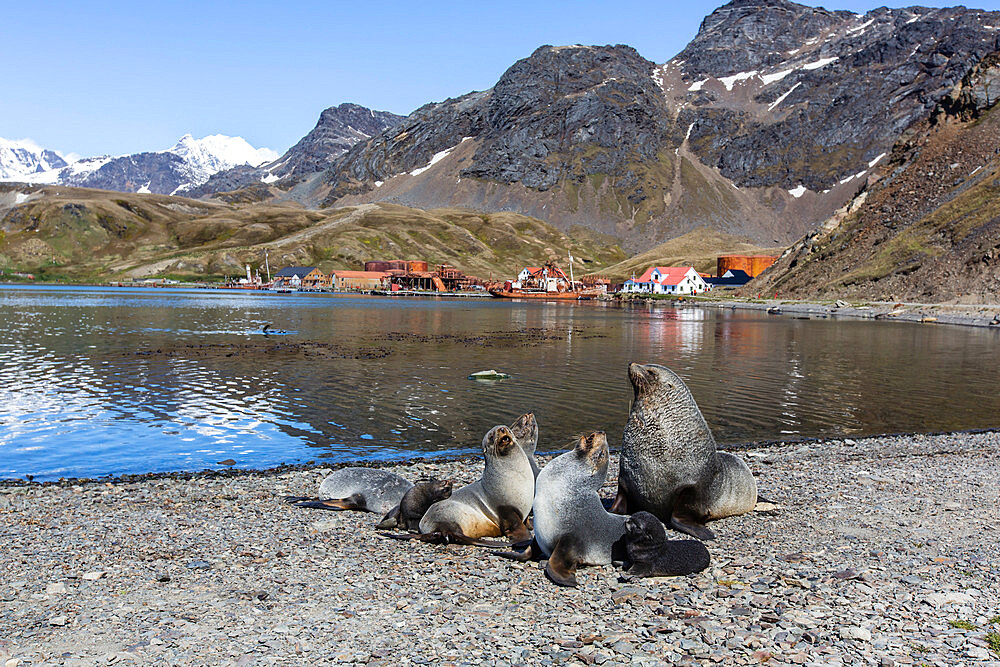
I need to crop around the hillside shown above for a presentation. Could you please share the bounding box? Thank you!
[595,228,784,280]
[0,185,625,282]
[239,0,1000,254]
[746,57,1000,303]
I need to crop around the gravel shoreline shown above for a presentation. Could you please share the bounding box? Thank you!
[2,431,998,666]
[616,295,1000,329]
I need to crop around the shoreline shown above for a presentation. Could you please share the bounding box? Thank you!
[2,430,998,665]
[618,294,1000,329]
[4,427,1000,489]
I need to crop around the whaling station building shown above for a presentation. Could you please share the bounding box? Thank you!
[270,260,480,292]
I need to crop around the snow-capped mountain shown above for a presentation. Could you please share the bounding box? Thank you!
[0,137,68,180]
[1,134,278,195]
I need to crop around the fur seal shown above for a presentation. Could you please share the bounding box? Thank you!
[499,431,627,587]
[509,412,541,479]
[375,479,453,531]
[284,467,413,514]
[610,363,758,540]
[395,425,534,545]
[621,511,711,579]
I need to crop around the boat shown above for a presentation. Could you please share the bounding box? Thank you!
[488,261,605,300]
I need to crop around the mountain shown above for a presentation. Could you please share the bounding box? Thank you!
[743,54,1000,303]
[0,138,68,181]
[186,103,404,197]
[6,134,278,195]
[234,0,996,255]
[0,184,624,281]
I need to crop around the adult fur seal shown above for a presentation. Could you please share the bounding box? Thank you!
[394,425,534,545]
[375,479,453,531]
[284,467,413,514]
[621,511,711,579]
[499,431,627,587]
[509,412,541,479]
[610,363,758,540]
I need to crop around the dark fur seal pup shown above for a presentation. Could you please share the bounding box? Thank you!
[498,432,627,587]
[392,425,534,545]
[283,467,413,514]
[375,479,453,531]
[621,511,711,579]
[509,412,541,479]
[610,363,758,540]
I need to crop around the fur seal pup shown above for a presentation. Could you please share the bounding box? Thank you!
[610,363,758,540]
[375,479,453,531]
[499,431,628,587]
[621,511,711,579]
[509,412,541,479]
[393,425,534,545]
[284,467,413,514]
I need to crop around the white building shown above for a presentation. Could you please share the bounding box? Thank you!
[621,266,710,295]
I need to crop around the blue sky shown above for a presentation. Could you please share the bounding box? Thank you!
[5,0,998,158]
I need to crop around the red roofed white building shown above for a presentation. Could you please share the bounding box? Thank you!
[621,266,710,295]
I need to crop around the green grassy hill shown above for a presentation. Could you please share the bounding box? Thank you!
[594,227,785,280]
[0,185,626,282]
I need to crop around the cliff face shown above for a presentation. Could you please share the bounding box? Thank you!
[746,57,1000,303]
[301,1,1000,252]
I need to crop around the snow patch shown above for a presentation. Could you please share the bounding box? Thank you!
[905,14,920,24]
[760,69,793,85]
[718,70,758,91]
[409,137,470,177]
[847,18,875,34]
[262,173,280,184]
[801,57,838,71]
[14,192,29,204]
[685,123,695,141]
[688,78,709,92]
[768,82,801,111]
[374,180,384,187]
[137,182,151,194]
[788,184,808,198]
[867,152,887,168]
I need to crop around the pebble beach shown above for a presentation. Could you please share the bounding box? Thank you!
[2,431,998,666]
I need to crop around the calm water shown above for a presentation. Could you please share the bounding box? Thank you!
[1,285,998,480]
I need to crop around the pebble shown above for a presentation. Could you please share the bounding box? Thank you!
[0,431,997,664]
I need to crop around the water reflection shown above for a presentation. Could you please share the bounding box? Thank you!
[1,285,998,480]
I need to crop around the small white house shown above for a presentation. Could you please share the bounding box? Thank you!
[621,266,710,295]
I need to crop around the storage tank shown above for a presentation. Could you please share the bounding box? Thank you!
[717,255,777,278]
[365,261,391,272]
[407,260,429,273]
[387,260,407,271]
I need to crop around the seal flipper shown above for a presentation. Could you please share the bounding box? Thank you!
[495,537,542,562]
[545,537,580,588]
[384,531,507,548]
[293,493,367,511]
[669,512,716,541]
[495,505,532,543]
[376,506,402,530]
[608,480,629,515]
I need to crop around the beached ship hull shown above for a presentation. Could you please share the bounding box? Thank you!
[488,288,602,300]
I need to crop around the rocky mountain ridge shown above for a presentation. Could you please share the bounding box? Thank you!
[187,103,404,197]
[745,54,1000,302]
[271,0,1000,253]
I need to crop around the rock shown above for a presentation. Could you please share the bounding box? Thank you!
[45,582,67,595]
[839,626,872,641]
[49,616,68,627]
[82,571,107,581]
